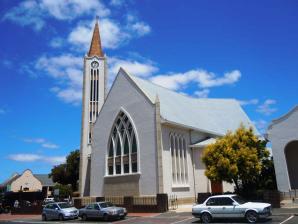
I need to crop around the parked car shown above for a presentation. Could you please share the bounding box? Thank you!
[42,202,78,221]
[79,202,127,221]
[192,194,271,223]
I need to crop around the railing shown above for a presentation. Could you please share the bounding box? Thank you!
[133,196,157,205]
[105,196,124,205]
[73,197,96,207]
[168,194,178,210]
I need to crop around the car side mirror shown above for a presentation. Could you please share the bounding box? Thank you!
[232,202,238,206]
[55,207,59,210]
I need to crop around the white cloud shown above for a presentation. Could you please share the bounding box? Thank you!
[109,57,158,77]
[194,89,210,98]
[257,99,277,115]
[238,99,259,106]
[150,69,241,91]
[110,0,124,7]
[23,138,46,144]
[253,119,268,134]
[8,153,65,165]
[8,154,42,162]
[3,0,45,31]
[68,17,151,51]
[35,54,83,105]
[49,37,64,48]
[42,143,59,149]
[3,0,110,31]
[41,0,110,20]
[23,137,59,149]
[68,19,128,50]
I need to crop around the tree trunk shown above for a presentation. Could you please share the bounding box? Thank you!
[233,179,240,193]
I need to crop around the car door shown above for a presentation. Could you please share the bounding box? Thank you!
[52,204,60,220]
[219,197,237,218]
[205,198,222,218]
[85,204,95,218]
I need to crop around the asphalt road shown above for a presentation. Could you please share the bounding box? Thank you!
[0,212,297,224]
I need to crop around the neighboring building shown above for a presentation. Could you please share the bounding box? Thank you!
[0,170,54,196]
[79,19,257,200]
[267,106,298,192]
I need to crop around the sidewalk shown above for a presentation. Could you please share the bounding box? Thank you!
[0,213,40,221]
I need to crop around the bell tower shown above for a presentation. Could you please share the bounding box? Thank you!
[79,18,107,196]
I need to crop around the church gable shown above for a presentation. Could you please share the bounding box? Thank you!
[90,69,158,196]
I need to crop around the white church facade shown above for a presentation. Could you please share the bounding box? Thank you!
[79,20,256,200]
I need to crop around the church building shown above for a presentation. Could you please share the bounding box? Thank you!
[79,20,256,200]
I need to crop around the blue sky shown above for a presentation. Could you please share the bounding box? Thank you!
[0,0,297,182]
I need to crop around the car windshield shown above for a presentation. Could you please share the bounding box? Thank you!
[58,203,72,209]
[232,196,247,205]
[100,202,114,208]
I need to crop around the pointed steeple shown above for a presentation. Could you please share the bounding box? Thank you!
[88,17,104,57]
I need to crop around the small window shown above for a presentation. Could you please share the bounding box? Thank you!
[116,164,121,174]
[124,164,129,173]
[132,162,137,173]
[220,197,234,206]
[108,166,113,175]
[206,198,221,206]
[132,135,137,153]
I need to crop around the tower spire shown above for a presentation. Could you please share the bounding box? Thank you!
[88,17,104,57]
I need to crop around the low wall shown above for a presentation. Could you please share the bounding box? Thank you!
[73,194,168,213]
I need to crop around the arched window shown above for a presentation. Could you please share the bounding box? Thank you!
[107,111,138,176]
[170,133,188,185]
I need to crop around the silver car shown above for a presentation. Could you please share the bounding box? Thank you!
[79,202,127,221]
[42,202,79,221]
[192,194,271,223]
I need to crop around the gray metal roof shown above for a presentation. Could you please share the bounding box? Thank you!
[122,68,257,136]
[34,174,54,186]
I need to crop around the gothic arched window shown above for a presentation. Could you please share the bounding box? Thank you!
[170,133,188,185]
[107,111,138,176]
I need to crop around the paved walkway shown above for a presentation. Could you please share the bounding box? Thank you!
[0,214,40,221]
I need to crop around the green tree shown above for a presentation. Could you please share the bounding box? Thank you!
[49,150,80,191]
[53,183,72,199]
[202,125,270,193]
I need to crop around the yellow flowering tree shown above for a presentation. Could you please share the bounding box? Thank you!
[202,125,270,193]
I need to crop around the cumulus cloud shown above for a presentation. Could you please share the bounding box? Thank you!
[257,99,277,115]
[68,17,151,51]
[35,54,83,105]
[238,99,259,106]
[109,56,158,79]
[3,0,110,31]
[68,19,129,50]
[23,137,59,149]
[194,89,210,98]
[253,119,268,134]
[8,153,65,165]
[150,69,241,91]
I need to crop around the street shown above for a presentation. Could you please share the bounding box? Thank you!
[1,211,297,224]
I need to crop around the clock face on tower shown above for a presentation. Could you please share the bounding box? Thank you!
[91,61,99,68]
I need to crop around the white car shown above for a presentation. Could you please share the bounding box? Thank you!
[192,194,271,223]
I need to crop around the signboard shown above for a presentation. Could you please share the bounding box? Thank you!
[54,189,59,196]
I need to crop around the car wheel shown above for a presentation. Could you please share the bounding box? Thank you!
[201,212,212,223]
[103,213,109,221]
[246,210,258,223]
[58,214,64,221]
[82,214,88,221]
[42,214,47,221]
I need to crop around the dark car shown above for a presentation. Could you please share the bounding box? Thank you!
[79,202,127,221]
